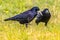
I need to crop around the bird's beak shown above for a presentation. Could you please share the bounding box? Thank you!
[37,11,43,16]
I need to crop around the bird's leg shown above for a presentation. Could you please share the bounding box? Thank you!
[45,22,48,26]
[36,22,39,25]
[25,23,28,28]
[25,17,30,27]
[45,22,51,32]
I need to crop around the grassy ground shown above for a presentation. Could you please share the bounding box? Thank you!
[0,0,60,40]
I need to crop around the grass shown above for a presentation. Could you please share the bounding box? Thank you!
[0,0,60,40]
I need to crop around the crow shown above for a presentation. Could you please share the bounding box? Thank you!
[4,6,40,27]
[35,8,51,26]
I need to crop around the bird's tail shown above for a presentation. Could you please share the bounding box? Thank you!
[4,17,14,21]
[4,18,11,21]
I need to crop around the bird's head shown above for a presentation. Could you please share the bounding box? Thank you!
[31,6,40,12]
[43,8,50,14]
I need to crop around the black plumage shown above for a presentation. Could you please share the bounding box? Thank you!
[4,6,40,27]
[35,8,51,26]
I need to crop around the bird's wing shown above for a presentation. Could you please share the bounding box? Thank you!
[9,11,33,20]
[27,11,39,22]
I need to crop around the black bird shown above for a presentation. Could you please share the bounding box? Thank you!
[35,8,51,26]
[4,6,40,27]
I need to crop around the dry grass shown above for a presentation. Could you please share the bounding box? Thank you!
[0,0,60,40]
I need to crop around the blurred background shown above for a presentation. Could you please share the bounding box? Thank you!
[0,0,60,40]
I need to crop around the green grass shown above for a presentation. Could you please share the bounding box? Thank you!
[0,0,60,40]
